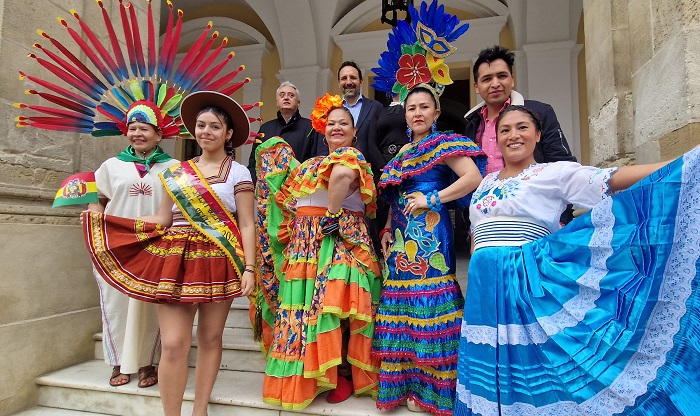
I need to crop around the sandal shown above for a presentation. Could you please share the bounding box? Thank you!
[407,397,426,413]
[138,365,158,388]
[109,366,130,387]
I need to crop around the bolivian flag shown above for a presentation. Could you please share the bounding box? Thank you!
[53,172,99,207]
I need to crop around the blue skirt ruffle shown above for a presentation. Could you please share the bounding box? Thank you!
[455,148,700,416]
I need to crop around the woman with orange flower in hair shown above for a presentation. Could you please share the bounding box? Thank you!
[255,93,382,409]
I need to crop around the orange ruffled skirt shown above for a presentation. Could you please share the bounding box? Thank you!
[262,207,382,409]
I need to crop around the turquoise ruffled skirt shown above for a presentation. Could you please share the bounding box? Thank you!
[455,148,700,415]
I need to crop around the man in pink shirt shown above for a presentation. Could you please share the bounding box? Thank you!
[464,46,576,173]
[458,46,577,243]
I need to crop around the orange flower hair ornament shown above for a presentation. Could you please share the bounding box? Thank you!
[311,93,344,134]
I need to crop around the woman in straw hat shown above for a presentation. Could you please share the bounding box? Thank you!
[84,91,256,416]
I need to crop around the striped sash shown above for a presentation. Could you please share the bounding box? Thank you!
[473,216,550,250]
[160,160,244,275]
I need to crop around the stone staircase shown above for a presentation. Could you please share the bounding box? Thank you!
[12,297,415,416]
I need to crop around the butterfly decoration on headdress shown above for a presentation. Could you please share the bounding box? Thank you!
[371,0,470,102]
[15,0,261,143]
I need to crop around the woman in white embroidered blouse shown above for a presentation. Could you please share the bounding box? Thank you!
[454,105,700,416]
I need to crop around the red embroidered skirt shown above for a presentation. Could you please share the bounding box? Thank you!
[83,212,243,303]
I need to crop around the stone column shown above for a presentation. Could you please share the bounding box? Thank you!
[583,0,634,165]
[0,1,160,413]
[521,41,584,159]
[583,0,697,165]
[628,0,700,162]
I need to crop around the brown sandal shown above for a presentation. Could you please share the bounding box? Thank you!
[109,366,130,387]
[138,365,158,388]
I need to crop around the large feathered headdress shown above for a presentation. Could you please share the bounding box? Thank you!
[15,0,261,142]
[371,0,470,102]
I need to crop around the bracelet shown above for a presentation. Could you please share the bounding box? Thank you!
[325,207,344,219]
[244,268,254,274]
[379,227,392,240]
[427,190,441,211]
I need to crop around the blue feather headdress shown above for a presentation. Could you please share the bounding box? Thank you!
[371,0,470,102]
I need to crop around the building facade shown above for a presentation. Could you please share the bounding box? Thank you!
[1,0,697,413]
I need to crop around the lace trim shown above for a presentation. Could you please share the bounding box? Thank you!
[456,149,700,415]
[583,149,700,414]
[537,196,613,336]
[456,384,589,416]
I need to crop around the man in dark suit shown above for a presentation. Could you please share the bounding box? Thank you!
[317,61,382,161]
[365,93,407,182]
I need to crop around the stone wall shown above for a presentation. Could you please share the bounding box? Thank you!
[584,0,699,165]
[0,1,159,414]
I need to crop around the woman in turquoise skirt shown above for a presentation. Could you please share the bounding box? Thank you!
[454,105,700,415]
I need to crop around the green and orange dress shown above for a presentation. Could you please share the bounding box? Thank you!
[254,139,383,410]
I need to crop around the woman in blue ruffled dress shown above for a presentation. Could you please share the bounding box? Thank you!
[454,105,700,416]
[372,85,486,415]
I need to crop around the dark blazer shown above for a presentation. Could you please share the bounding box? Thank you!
[365,104,408,181]
[464,94,576,163]
[316,96,383,158]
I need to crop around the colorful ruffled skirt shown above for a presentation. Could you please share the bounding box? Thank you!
[262,207,382,409]
[83,212,243,303]
[455,149,700,415]
[373,164,466,416]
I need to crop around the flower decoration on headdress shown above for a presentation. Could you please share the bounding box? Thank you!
[311,93,343,134]
[15,0,261,144]
[372,0,470,102]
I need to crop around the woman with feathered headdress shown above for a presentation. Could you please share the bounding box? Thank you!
[17,3,260,414]
[369,2,487,414]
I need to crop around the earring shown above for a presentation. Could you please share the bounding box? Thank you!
[431,122,437,133]
[351,136,357,146]
[406,127,412,139]
[323,137,328,146]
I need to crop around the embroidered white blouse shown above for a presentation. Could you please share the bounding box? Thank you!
[469,162,619,234]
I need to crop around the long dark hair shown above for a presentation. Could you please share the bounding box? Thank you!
[197,105,234,155]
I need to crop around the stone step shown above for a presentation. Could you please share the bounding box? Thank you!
[12,408,113,416]
[225,301,253,329]
[31,360,415,416]
[94,327,266,373]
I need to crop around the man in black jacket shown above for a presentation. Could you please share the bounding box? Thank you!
[460,46,577,241]
[247,81,319,181]
[365,93,407,182]
[465,46,576,174]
